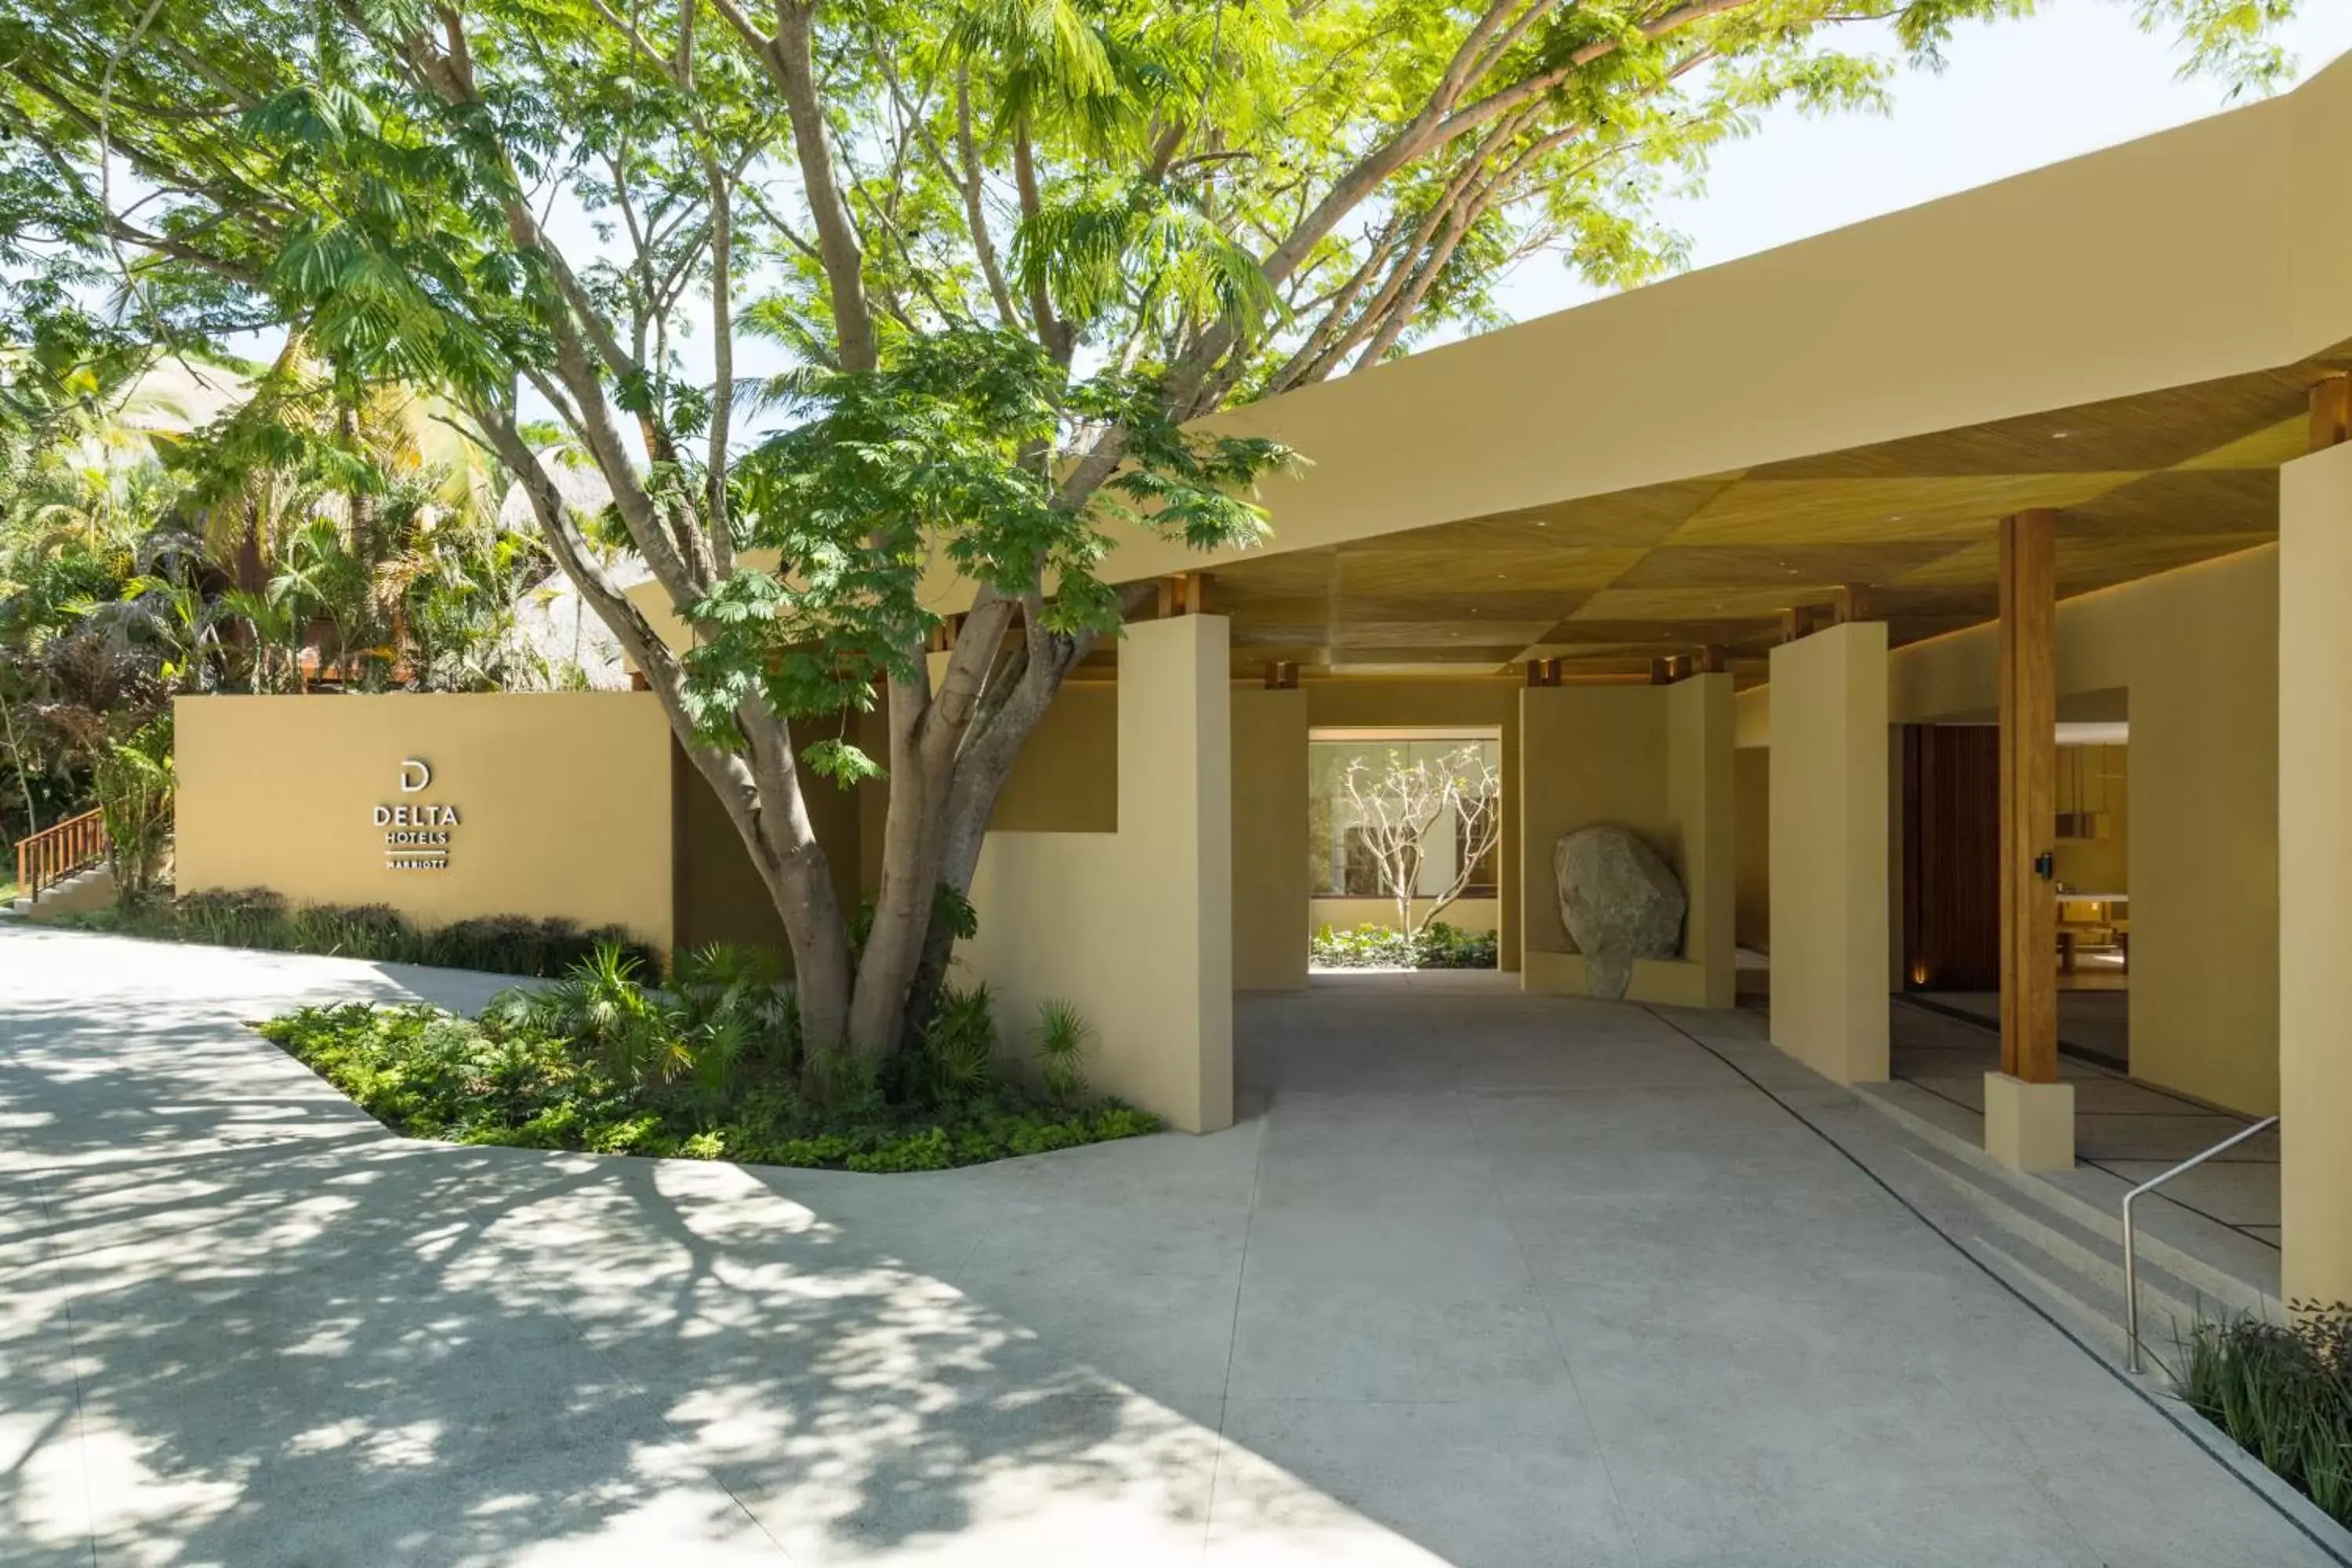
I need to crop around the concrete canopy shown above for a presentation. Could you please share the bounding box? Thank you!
[1064,48,2352,679]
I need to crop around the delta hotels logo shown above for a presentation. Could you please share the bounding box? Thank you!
[374,758,459,872]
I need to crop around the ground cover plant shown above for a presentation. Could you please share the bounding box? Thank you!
[68,887,658,978]
[259,942,1156,1171]
[1312,920,1497,971]
[2181,1306,2352,1527]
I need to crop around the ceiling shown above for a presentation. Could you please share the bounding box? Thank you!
[1203,354,2349,681]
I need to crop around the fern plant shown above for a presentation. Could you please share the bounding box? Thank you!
[916,983,999,1106]
[672,942,797,1106]
[1034,999,1092,1106]
[530,941,684,1087]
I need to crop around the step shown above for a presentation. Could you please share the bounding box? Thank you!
[1890,1135,2240,1363]
[1857,1078,2278,1320]
[5,862,116,920]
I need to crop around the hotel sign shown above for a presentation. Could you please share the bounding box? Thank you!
[375,758,460,872]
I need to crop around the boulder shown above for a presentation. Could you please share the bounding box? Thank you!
[1554,826,1686,1000]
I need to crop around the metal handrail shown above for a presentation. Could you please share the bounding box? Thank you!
[2122,1113,2280,1373]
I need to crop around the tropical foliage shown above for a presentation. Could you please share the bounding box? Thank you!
[0,0,2303,1088]
[1312,918,1498,970]
[2183,1306,2352,1527]
[259,947,1152,1170]
[0,337,572,864]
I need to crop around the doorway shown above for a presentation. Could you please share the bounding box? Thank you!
[1306,727,1503,971]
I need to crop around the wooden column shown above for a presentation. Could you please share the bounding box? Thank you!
[1998,511,2059,1083]
[1156,572,1210,617]
[2310,372,2350,452]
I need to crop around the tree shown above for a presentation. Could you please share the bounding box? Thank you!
[0,0,2298,1083]
[1340,744,1503,939]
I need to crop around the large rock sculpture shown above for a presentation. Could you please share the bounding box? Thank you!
[1555,826,1686,1000]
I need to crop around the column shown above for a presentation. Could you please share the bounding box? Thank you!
[1985,510,2074,1171]
[1668,670,1737,1008]
[1768,621,1890,1083]
[1232,683,1308,991]
[2281,377,2352,1304]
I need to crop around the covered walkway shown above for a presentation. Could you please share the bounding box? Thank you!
[2,928,2336,1565]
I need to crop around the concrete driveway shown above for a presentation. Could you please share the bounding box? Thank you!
[0,926,2333,1566]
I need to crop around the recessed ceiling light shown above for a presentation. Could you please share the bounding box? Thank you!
[2051,430,2072,440]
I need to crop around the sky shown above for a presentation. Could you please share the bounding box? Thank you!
[1488,0,2352,328]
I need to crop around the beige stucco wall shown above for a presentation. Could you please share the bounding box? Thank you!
[1518,676,1734,1007]
[2280,444,2352,1303]
[990,683,1118,833]
[1305,678,1522,971]
[1769,623,1890,1084]
[964,616,1233,1133]
[1888,546,2280,1113]
[1233,687,1308,990]
[175,691,676,953]
[1733,746,1771,953]
[1669,674,1737,1008]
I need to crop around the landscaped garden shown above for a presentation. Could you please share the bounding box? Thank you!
[258,940,1157,1172]
[66,885,659,978]
[1310,919,1497,971]
[2183,1308,2352,1528]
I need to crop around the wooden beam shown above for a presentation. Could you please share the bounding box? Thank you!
[1523,658,1559,688]
[1998,510,2060,1084]
[1695,644,1727,674]
[1262,659,1299,690]
[2314,373,2352,452]
[1832,583,1875,624]
[1780,605,1818,644]
[1650,656,1673,685]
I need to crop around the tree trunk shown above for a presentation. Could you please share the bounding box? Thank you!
[0,688,40,840]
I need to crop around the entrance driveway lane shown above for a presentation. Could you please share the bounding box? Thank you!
[2,933,2341,1566]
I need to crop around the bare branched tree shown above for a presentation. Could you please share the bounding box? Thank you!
[1338,744,1501,939]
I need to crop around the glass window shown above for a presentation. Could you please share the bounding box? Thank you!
[1307,735,1503,901]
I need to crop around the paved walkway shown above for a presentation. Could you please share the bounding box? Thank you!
[0,928,2334,1566]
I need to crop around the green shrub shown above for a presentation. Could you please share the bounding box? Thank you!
[1414,920,1498,969]
[67,886,660,978]
[1035,998,1091,1105]
[909,983,999,1106]
[1311,921,1414,969]
[256,946,1158,1174]
[1308,919,1498,971]
[2181,1305,2352,1526]
[93,718,175,898]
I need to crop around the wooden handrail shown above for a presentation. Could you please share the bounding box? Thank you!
[14,808,109,904]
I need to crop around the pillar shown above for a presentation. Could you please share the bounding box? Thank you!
[1986,510,2074,1171]
[1232,684,1308,991]
[963,615,1233,1133]
[2280,390,2352,1303]
[1668,672,1737,1007]
[1768,621,1889,1083]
